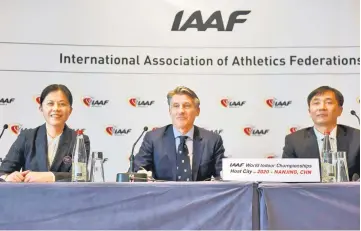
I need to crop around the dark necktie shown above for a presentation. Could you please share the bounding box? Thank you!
[176,136,192,181]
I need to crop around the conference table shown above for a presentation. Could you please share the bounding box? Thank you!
[0,182,257,230]
[0,181,359,230]
[258,182,360,230]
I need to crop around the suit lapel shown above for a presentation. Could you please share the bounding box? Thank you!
[302,128,322,179]
[163,125,177,181]
[50,125,75,171]
[336,125,349,154]
[35,124,49,171]
[192,126,204,181]
[304,128,320,159]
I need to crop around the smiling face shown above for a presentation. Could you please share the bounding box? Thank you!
[308,90,343,127]
[40,90,72,128]
[169,94,200,132]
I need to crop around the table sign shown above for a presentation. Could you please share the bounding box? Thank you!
[222,158,320,182]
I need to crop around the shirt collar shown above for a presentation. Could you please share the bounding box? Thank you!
[47,132,62,143]
[313,126,337,140]
[173,126,194,140]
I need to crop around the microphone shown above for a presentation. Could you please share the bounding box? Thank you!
[0,124,8,140]
[129,126,148,173]
[350,110,360,125]
[352,173,360,182]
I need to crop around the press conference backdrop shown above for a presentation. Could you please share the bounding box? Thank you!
[0,0,359,181]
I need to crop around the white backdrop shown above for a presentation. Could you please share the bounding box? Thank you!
[0,0,359,181]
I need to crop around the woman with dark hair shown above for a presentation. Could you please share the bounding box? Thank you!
[0,84,90,182]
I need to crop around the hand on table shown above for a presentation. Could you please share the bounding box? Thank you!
[5,170,30,182]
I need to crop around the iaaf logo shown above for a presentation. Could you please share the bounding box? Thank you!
[230,163,244,167]
[289,126,301,134]
[82,96,109,107]
[105,126,132,136]
[34,95,41,105]
[221,99,246,108]
[0,98,15,105]
[266,98,292,108]
[9,124,27,136]
[171,10,251,31]
[243,126,269,136]
[74,129,86,134]
[129,98,155,107]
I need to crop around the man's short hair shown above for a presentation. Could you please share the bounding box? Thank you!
[167,86,200,107]
[307,86,344,107]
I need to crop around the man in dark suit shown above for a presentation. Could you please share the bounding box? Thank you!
[0,124,90,182]
[282,86,360,180]
[134,86,225,181]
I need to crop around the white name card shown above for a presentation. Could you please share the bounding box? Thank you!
[222,158,320,182]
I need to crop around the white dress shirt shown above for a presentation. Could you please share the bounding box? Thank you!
[47,133,62,167]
